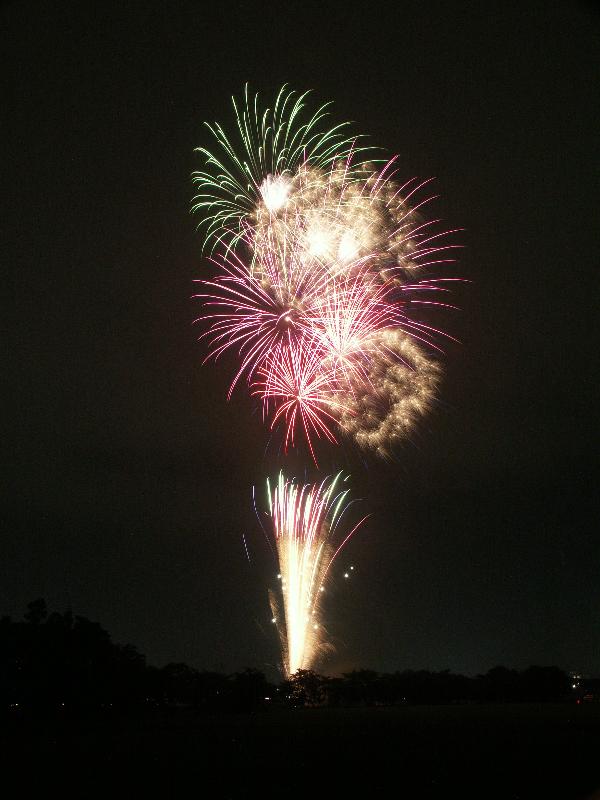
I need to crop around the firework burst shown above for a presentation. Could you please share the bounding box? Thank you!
[193,86,461,458]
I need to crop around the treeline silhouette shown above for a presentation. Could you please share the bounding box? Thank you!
[1,599,572,714]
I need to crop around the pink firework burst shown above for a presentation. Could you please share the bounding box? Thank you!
[193,250,316,398]
[193,139,461,457]
[253,335,349,463]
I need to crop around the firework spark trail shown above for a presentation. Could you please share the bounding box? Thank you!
[193,86,461,457]
[265,472,366,675]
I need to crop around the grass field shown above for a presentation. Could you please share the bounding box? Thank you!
[3,703,600,798]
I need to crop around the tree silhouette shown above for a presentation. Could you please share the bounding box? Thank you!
[283,669,326,706]
[0,599,572,713]
[24,598,47,625]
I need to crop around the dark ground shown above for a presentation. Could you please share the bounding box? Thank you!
[3,704,600,798]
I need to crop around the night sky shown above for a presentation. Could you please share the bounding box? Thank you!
[3,1,598,679]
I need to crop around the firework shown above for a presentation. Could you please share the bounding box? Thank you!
[193,86,460,457]
[192,85,374,252]
[264,472,366,675]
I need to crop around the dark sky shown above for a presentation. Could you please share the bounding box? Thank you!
[3,1,598,679]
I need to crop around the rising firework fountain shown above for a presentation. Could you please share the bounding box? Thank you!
[265,473,366,675]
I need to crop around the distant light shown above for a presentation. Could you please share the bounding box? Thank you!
[277,574,281,579]
[572,683,577,689]
[319,587,325,592]
[350,565,354,570]
[344,573,349,578]
[313,624,318,629]
[271,618,277,623]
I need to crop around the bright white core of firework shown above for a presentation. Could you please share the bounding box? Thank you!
[260,174,290,213]
[306,225,333,259]
[337,230,360,262]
